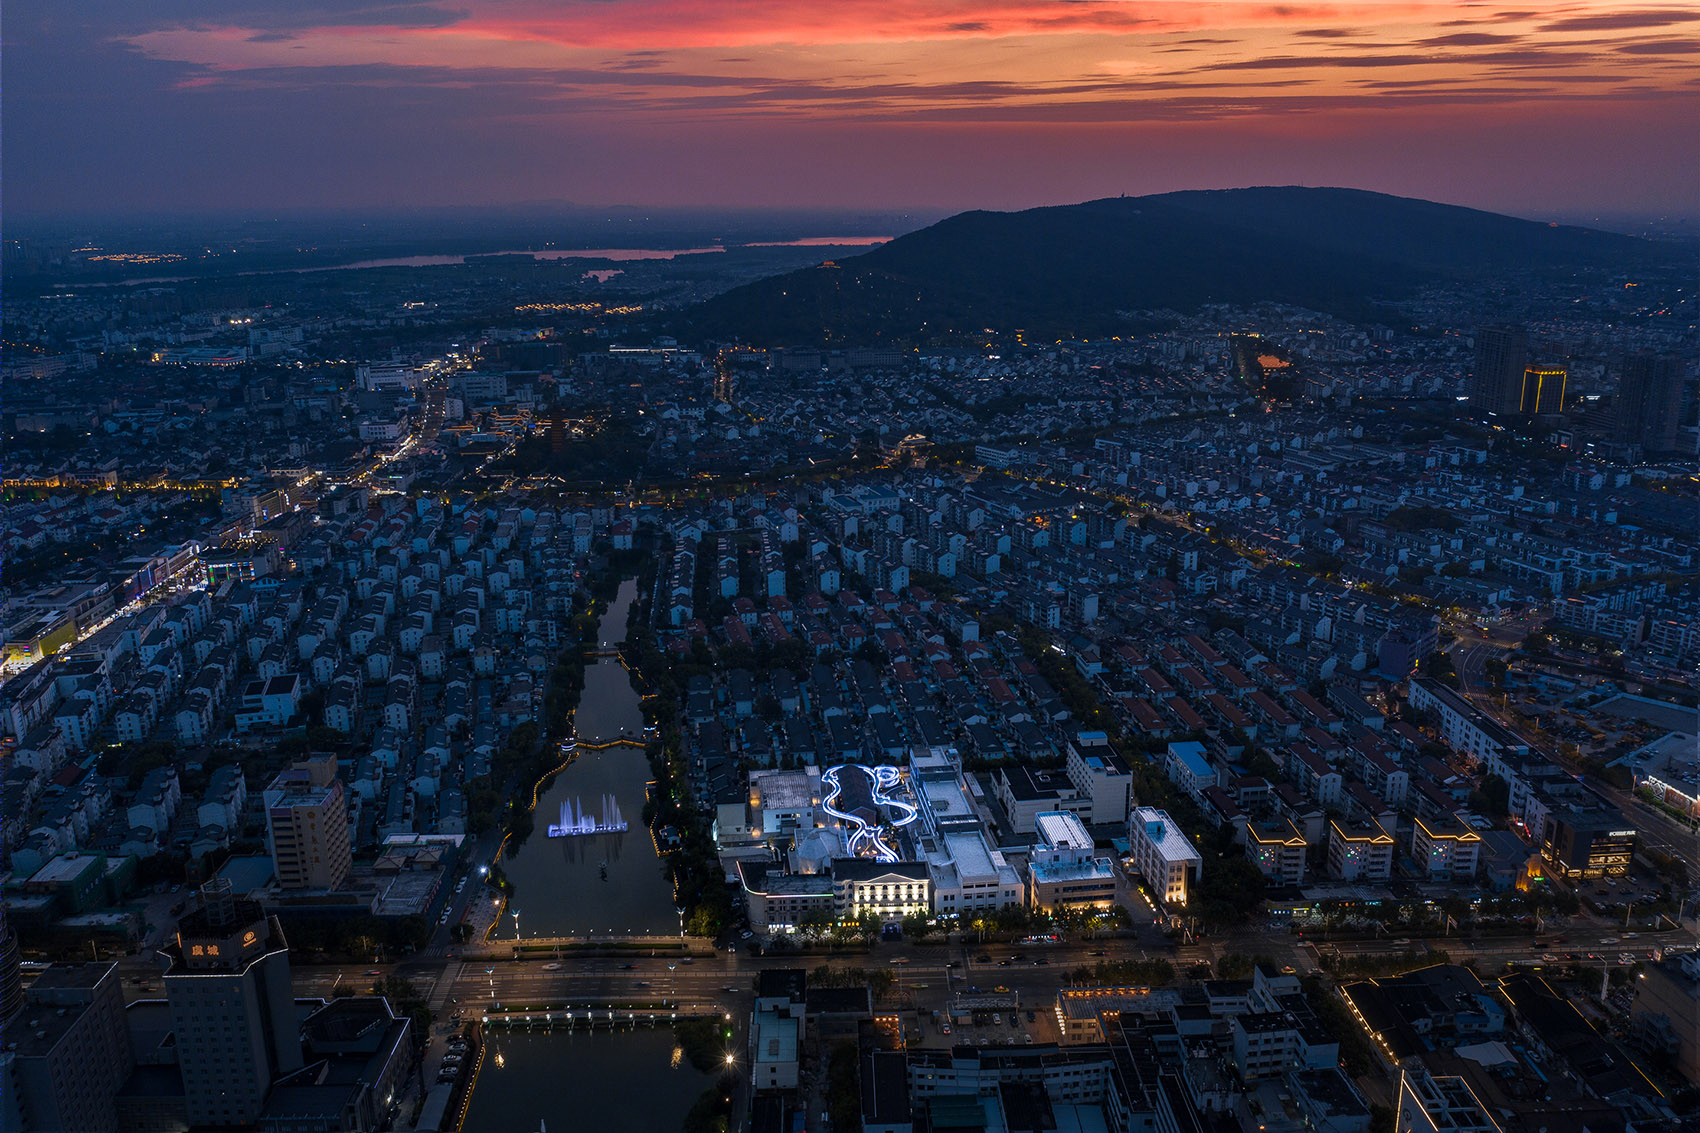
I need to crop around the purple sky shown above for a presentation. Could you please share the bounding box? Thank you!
[10,1,1700,219]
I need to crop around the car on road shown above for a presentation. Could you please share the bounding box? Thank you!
[722,986,740,993]
[1026,1011,1036,1022]
[975,954,992,962]
[992,1014,1002,1026]
[620,963,637,970]
[543,963,561,971]
[366,969,381,976]
[679,957,694,964]
[940,1022,951,1035]
[635,981,651,987]
[1089,950,1106,957]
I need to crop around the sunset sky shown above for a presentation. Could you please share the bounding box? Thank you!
[10,1,1699,218]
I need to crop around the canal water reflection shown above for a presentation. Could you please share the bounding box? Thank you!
[499,579,679,937]
[463,1030,712,1133]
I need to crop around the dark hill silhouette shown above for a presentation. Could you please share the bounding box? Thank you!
[685,187,1678,345]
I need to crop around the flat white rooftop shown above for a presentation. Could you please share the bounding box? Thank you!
[753,1010,799,1065]
[1133,806,1202,864]
[942,830,1002,884]
[1036,810,1093,852]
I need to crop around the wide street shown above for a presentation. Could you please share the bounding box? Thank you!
[260,914,1694,1019]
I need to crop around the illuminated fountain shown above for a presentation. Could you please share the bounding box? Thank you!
[547,793,628,838]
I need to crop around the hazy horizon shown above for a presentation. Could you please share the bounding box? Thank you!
[8,190,1696,243]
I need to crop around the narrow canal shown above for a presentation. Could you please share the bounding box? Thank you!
[498,579,680,938]
[462,1030,713,1133]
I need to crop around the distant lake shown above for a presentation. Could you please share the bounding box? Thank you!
[748,236,890,247]
[334,247,732,269]
[87,236,891,286]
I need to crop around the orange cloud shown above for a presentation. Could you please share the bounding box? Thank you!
[119,0,1699,126]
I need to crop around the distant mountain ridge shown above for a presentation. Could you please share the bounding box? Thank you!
[685,186,1680,345]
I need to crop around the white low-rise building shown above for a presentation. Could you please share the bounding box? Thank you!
[1326,818,1395,882]
[832,858,931,921]
[1128,806,1203,907]
[1409,677,1528,766]
[750,1009,799,1091]
[1028,811,1117,912]
[926,830,1022,917]
[1411,813,1483,881]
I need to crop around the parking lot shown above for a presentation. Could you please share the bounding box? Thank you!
[903,1001,1065,1050]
